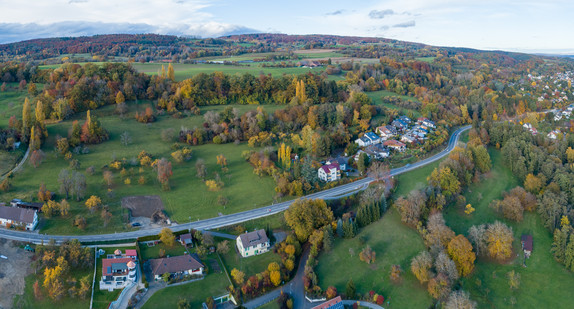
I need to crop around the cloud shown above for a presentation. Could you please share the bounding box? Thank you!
[392,20,416,28]
[369,9,395,19]
[325,10,344,16]
[0,22,260,44]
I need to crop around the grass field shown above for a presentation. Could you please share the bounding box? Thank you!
[216,212,288,236]
[0,148,24,176]
[366,90,421,118]
[0,102,285,235]
[139,242,189,262]
[315,209,432,308]
[393,158,443,198]
[39,62,325,81]
[415,57,436,63]
[141,270,229,309]
[443,149,574,308]
[0,83,28,126]
[14,269,92,309]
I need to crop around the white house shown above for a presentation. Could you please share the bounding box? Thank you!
[318,162,341,182]
[548,130,561,140]
[376,125,395,140]
[100,257,137,291]
[383,140,407,152]
[0,205,38,231]
[365,144,390,159]
[401,134,417,144]
[150,254,204,280]
[355,132,381,147]
[355,136,371,147]
[236,229,270,258]
[326,157,347,171]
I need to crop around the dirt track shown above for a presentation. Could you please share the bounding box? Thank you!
[0,239,33,309]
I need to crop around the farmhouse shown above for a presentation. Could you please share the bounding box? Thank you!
[0,205,38,231]
[99,257,137,290]
[311,296,343,309]
[149,254,204,280]
[521,234,533,258]
[383,140,406,152]
[10,199,44,212]
[318,162,341,182]
[236,229,270,257]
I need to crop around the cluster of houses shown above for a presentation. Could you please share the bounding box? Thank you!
[552,104,573,121]
[0,199,42,231]
[316,116,436,182]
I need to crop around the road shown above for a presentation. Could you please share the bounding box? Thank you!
[0,125,471,244]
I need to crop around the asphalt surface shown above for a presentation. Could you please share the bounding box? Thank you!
[0,125,471,244]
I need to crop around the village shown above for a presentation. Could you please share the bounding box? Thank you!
[318,116,436,182]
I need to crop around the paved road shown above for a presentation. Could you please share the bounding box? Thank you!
[0,126,471,244]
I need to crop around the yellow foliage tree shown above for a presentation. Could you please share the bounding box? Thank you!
[447,235,476,277]
[85,195,101,213]
[464,204,475,215]
[159,228,176,247]
[486,221,514,261]
[270,270,281,286]
[230,268,245,285]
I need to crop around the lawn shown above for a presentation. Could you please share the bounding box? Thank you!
[393,157,443,198]
[0,82,28,126]
[139,241,189,262]
[315,209,432,308]
[0,101,284,235]
[0,148,25,176]
[220,247,282,279]
[92,247,137,309]
[141,270,229,309]
[14,269,92,309]
[215,212,288,237]
[444,149,574,308]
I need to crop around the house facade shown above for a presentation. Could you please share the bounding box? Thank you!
[318,162,341,182]
[0,205,38,230]
[355,132,380,147]
[236,229,270,257]
[326,157,347,172]
[149,254,204,280]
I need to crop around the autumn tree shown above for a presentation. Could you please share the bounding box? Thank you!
[367,161,390,181]
[231,268,245,285]
[216,154,227,169]
[270,270,281,286]
[156,158,173,190]
[427,274,450,300]
[159,228,176,247]
[325,286,337,299]
[390,264,403,282]
[85,195,102,213]
[195,159,207,179]
[445,290,476,309]
[284,198,334,242]
[29,149,45,168]
[216,240,230,254]
[38,183,51,202]
[81,110,108,144]
[101,209,112,227]
[411,251,433,284]
[428,167,460,198]
[486,221,514,261]
[359,245,376,264]
[167,63,175,81]
[507,270,521,290]
[447,235,476,277]
[22,97,32,139]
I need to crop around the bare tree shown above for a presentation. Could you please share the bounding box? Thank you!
[120,131,132,146]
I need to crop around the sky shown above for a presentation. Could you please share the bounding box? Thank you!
[0,0,573,54]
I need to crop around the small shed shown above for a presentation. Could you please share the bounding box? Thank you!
[521,234,533,258]
[179,233,193,247]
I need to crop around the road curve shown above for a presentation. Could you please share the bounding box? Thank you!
[0,126,471,244]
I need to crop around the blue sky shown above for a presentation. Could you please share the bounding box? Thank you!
[0,0,573,53]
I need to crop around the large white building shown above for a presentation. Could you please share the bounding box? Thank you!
[0,205,38,231]
[318,162,341,182]
[99,249,138,291]
[236,229,270,257]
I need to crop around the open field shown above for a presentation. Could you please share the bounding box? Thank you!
[0,102,285,235]
[444,149,574,308]
[366,90,422,119]
[14,268,92,309]
[315,209,432,308]
[139,241,189,263]
[0,148,24,176]
[141,268,229,309]
[39,62,325,81]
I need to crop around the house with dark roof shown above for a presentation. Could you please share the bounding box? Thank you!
[0,205,38,230]
[318,162,341,182]
[149,254,204,280]
[326,157,348,172]
[236,229,270,257]
[179,233,193,247]
[10,199,44,212]
[365,144,390,160]
[99,257,137,291]
[392,119,408,131]
[311,296,343,309]
[521,234,533,258]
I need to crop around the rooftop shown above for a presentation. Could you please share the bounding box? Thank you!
[149,254,203,276]
[0,205,36,224]
[238,229,270,249]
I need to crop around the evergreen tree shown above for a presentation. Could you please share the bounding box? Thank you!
[336,218,343,237]
[565,234,574,271]
[345,278,356,299]
[323,225,334,252]
[380,198,388,215]
[552,226,570,263]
